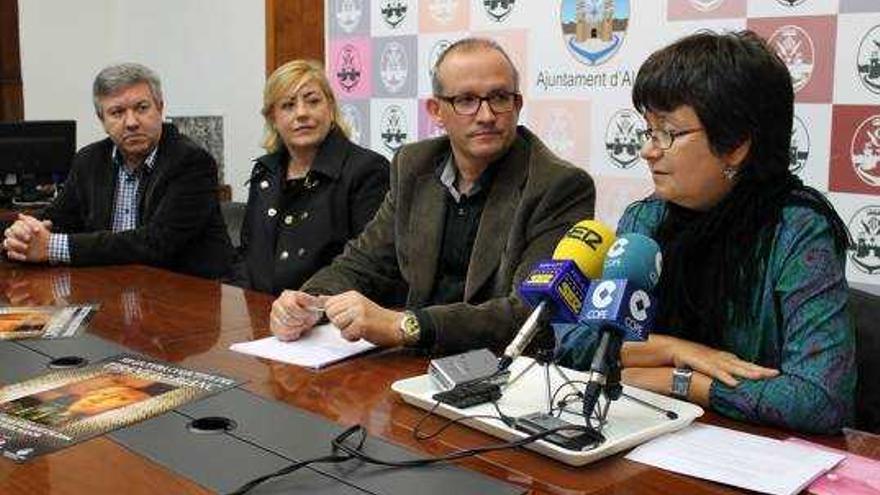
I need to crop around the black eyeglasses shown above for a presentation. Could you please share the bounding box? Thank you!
[637,127,704,150]
[435,91,521,116]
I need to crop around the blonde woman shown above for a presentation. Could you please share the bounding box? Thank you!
[236,60,388,294]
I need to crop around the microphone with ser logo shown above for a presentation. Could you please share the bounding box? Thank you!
[498,219,617,371]
[429,220,616,409]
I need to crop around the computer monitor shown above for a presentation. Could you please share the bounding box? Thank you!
[0,120,76,203]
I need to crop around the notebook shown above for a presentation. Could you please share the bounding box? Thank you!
[229,323,377,370]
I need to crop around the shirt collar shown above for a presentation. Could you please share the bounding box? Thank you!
[254,125,349,181]
[436,154,494,203]
[112,145,158,175]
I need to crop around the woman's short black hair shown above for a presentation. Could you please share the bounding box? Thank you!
[630,30,850,347]
[632,30,793,181]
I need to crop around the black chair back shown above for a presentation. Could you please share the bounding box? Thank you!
[220,201,247,249]
[851,287,880,433]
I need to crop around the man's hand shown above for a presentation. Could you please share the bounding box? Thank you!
[323,291,404,347]
[270,290,323,341]
[2,214,52,263]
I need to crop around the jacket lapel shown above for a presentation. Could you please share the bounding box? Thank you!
[96,144,117,230]
[140,124,175,218]
[407,171,447,304]
[464,134,529,301]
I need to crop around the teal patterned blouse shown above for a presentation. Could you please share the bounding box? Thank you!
[557,197,857,434]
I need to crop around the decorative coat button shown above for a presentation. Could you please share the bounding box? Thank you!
[280,251,289,260]
[267,208,277,217]
[284,215,294,225]
[260,180,269,190]
[297,248,306,257]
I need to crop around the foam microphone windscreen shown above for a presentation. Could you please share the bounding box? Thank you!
[552,220,616,279]
[601,233,662,291]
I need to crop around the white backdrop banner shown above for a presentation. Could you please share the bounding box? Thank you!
[326,0,880,290]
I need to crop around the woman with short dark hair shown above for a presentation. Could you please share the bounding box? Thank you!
[559,31,856,434]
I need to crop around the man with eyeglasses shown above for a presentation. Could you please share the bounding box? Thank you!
[270,38,595,356]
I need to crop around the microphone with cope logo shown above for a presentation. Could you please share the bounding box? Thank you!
[498,220,616,371]
[577,233,662,422]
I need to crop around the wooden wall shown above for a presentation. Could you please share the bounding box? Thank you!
[0,0,23,121]
[266,0,324,75]
[2,1,325,121]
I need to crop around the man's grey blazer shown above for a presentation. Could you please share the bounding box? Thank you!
[302,126,596,355]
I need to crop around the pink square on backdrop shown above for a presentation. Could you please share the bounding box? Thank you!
[748,16,837,104]
[328,37,372,99]
[419,0,470,33]
[667,0,747,20]
[593,175,655,229]
[527,99,591,170]
[418,99,447,140]
[472,29,528,95]
[830,104,880,196]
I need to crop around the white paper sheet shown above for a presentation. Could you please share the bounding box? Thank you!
[229,324,377,369]
[625,423,845,495]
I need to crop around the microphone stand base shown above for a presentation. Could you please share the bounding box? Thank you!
[504,349,578,415]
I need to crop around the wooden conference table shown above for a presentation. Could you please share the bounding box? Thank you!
[0,262,867,494]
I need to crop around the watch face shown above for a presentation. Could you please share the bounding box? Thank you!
[403,315,419,332]
[400,313,420,345]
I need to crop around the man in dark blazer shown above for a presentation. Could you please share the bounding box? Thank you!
[270,39,595,356]
[2,63,233,279]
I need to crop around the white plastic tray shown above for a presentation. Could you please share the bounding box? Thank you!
[392,357,703,466]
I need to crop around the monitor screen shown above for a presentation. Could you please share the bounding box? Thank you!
[0,120,76,184]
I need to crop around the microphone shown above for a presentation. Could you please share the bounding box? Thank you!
[601,232,662,292]
[577,233,662,420]
[499,220,616,371]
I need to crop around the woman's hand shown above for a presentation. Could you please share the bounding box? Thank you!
[666,336,779,387]
[622,367,712,406]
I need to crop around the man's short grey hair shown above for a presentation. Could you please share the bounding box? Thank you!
[430,37,520,96]
[92,63,163,116]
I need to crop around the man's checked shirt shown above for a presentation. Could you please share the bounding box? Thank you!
[48,146,157,263]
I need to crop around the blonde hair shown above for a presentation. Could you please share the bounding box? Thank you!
[260,59,349,153]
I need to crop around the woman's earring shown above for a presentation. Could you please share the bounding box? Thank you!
[722,165,738,181]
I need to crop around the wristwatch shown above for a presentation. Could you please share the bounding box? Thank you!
[671,366,693,399]
[399,311,421,347]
